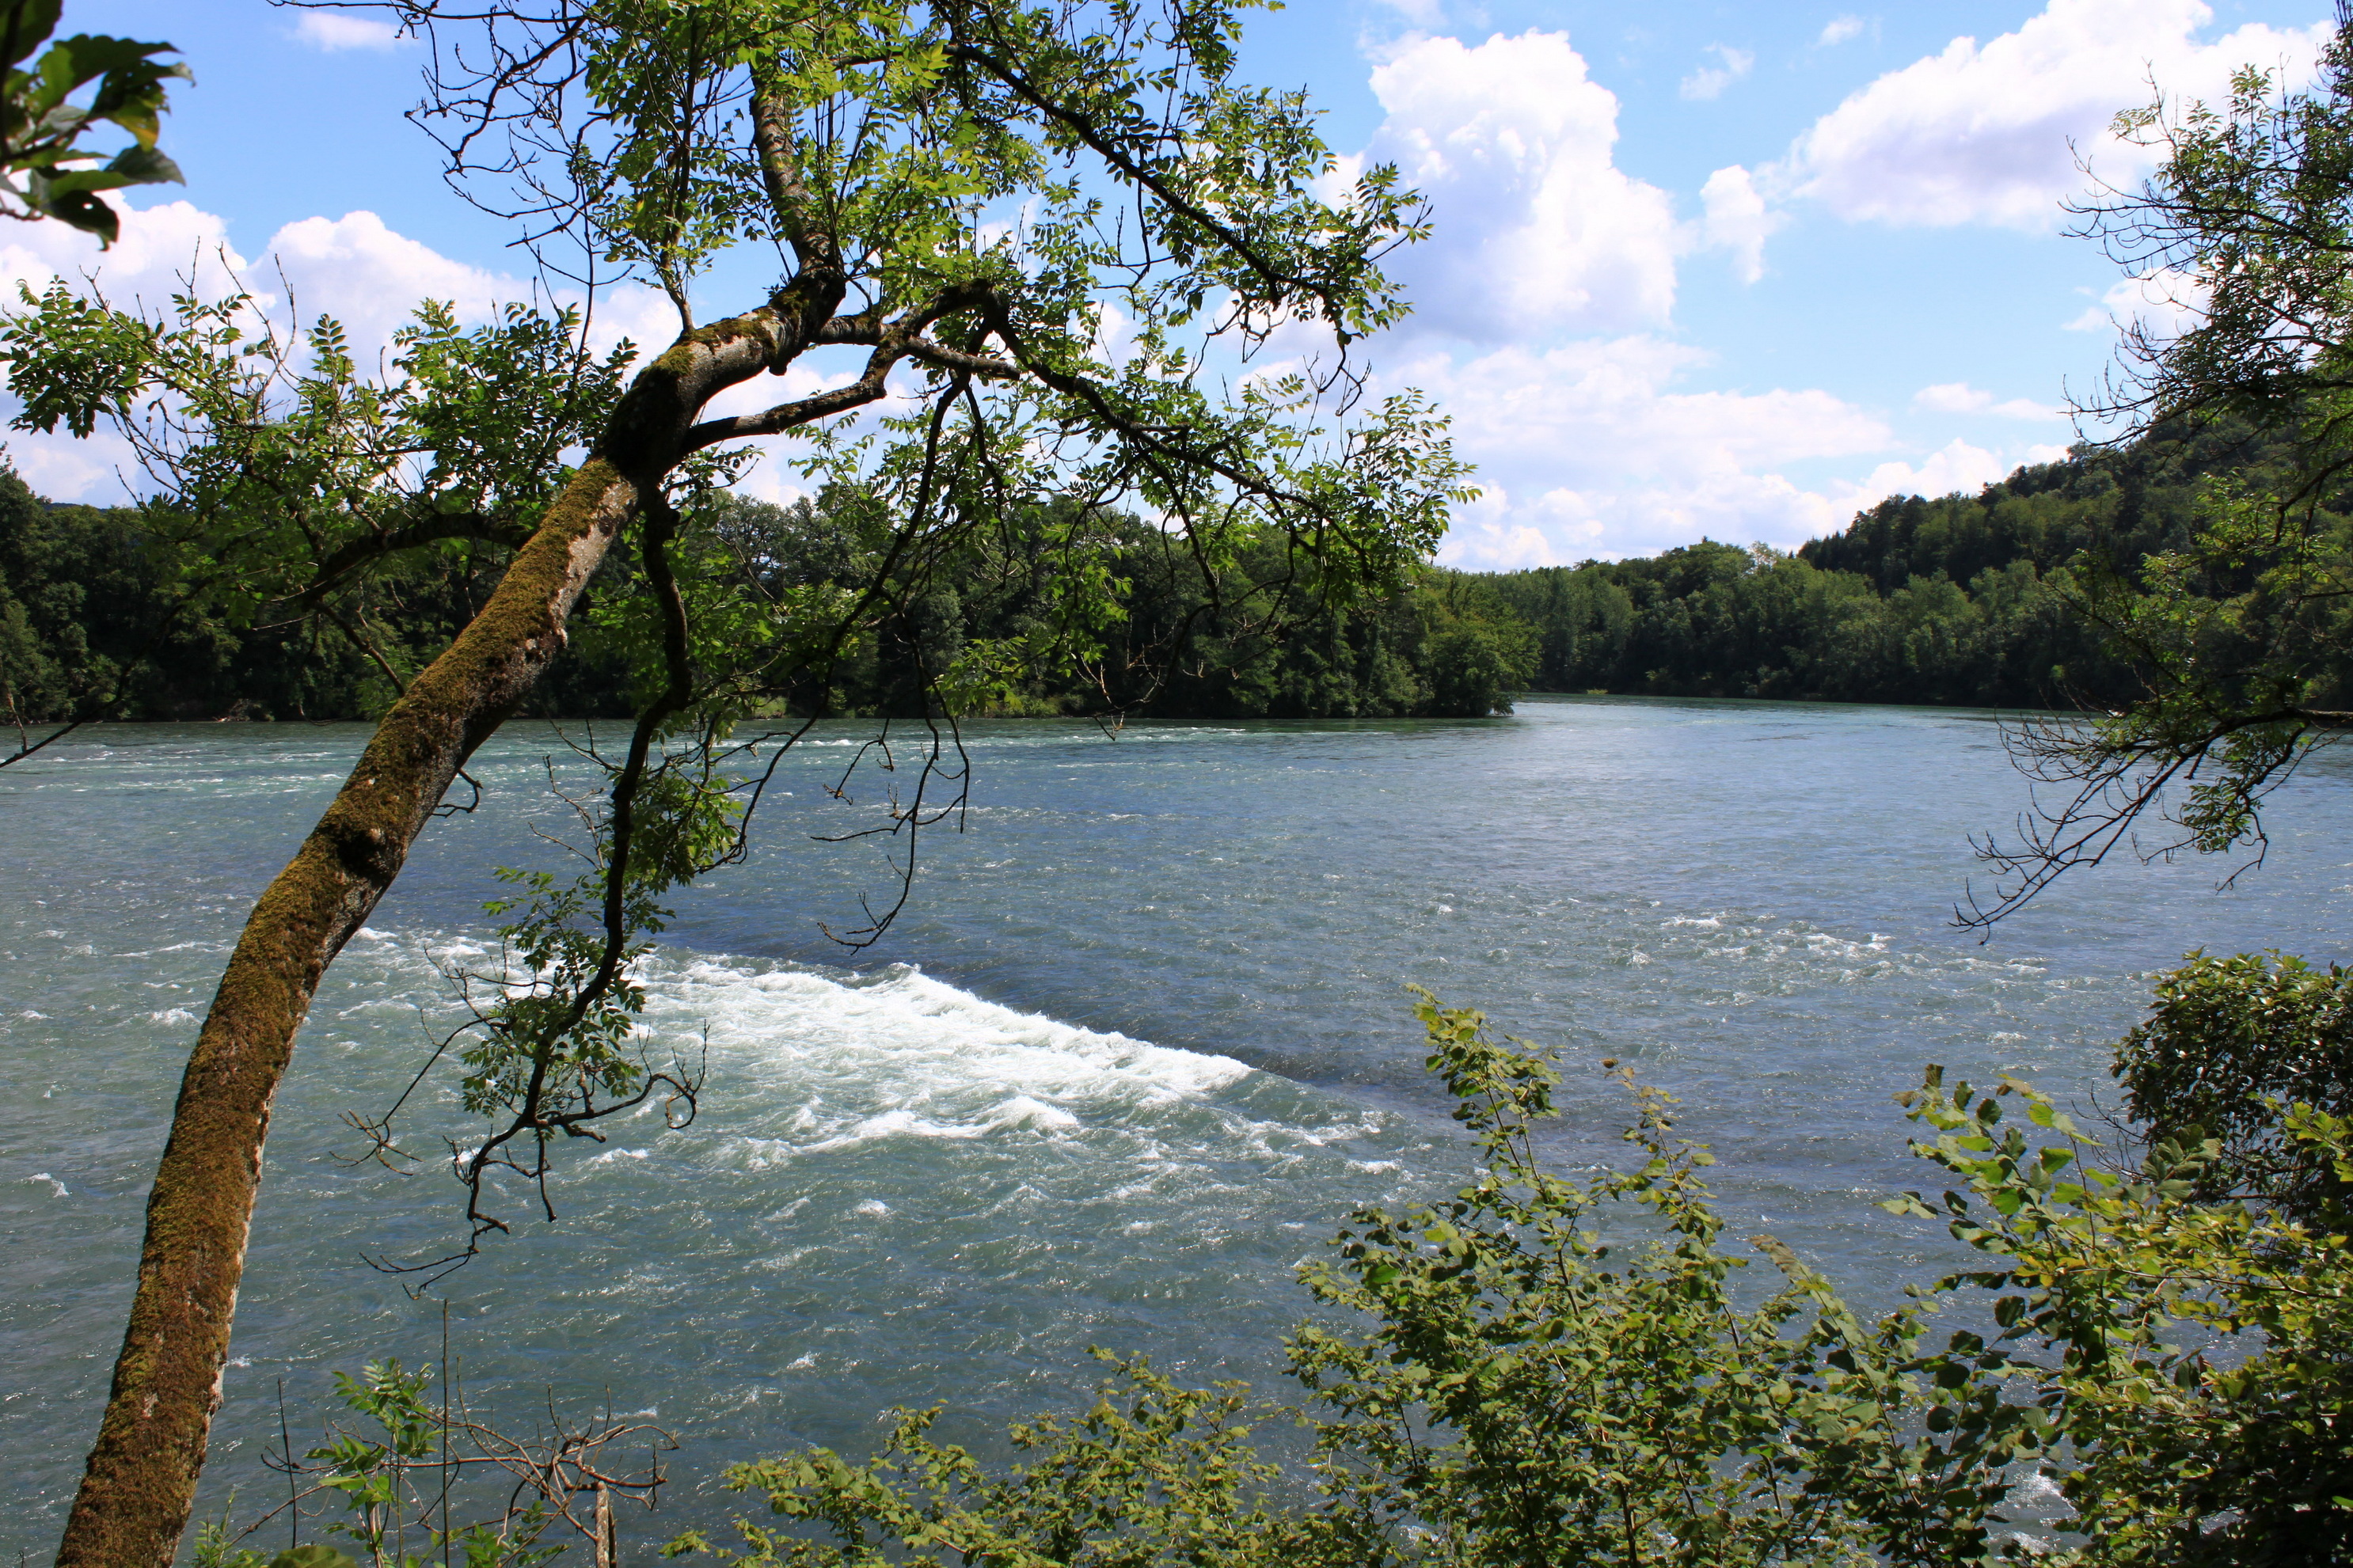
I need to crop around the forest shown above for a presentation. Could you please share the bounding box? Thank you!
[0,413,2294,733]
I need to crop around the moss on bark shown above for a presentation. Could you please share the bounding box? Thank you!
[52,280,838,1566]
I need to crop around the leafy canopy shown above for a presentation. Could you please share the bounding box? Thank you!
[0,0,1474,1265]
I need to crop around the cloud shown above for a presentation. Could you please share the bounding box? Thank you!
[1352,31,1682,340]
[4,423,139,503]
[1380,336,1897,564]
[1913,382,2065,420]
[2063,266,2207,340]
[291,13,410,51]
[1818,16,1868,47]
[1700,166,1777,284]
[1824,438,2074,516]
[1827,439,2008,509]
[1777,0,2331,230]
[0,199,538,362]
[264,211,535,358]
[1680,45,1754,102]
[0,197,247,309]
[1363,337,2084,568]
[0,200,689,503]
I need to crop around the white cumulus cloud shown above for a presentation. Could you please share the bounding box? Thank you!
[1351,30,1682,340]
[1913,382,2065,420]
[264,211,534,357]
[0,199,536,366]
[1380,336,1895,564]
[1700,165,1777,284]
[292,13,410,51]
[1680,44,1755,102]
[1825,439,2073,516]
[1362,336,2085,568]
[1818,16,1868,47]
[1778,0,2331,230]
[2063,266,2208,341]
[0,200,682,503]
[0,196,243,309]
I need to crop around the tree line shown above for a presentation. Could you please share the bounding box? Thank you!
[1481,415,2307,708]
[2,412,2308,734]
[0,477,1532,727]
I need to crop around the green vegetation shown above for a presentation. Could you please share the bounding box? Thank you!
[0,0,188,245]
[1475,417,2321,708]
[0,476,1533,728]
[665,981,2353,1567]
[5,414,2305,730]
[35,0,2353,1557]
[31,0,1481,1553]
[1958,17,2353,923]
[205,972,2353,1566]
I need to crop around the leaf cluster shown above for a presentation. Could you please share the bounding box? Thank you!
[2114,947,2353,1224]
[0,0,187,244]
[1975,2,2353,922]
[194,1352,671,1568]
[0,283,633,718]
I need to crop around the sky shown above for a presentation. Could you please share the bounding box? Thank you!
[2,0,2337,567]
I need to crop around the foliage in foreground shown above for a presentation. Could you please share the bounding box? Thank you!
[1963,7,2353,924]
[192,1353,667,1568]
[0,0,188,245]
[655,975,2353,1568]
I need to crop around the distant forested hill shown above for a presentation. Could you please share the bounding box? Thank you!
[0,418,2286,726]
[1473,416,2279,708]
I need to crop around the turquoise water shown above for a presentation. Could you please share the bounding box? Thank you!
[6,697,2351,1556]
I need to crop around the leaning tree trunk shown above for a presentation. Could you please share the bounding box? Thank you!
[53,279,840,1568]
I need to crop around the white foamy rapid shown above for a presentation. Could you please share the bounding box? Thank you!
[652,959,1255,1160]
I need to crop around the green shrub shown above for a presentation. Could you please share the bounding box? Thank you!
[671,971,2353,1567]
[2114,949,2353,1224]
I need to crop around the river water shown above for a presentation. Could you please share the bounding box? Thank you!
[6,697,2351,1557]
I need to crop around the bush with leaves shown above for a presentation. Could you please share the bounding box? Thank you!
[646,967,2353,1568]
[2112,948,2353,1224]
[0,0,188,244]
[193,1351,669,1568]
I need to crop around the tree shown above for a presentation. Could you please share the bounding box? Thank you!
[1966,1,2353,926]
[2112,948,2353,1225]
[1,284,637,735]
[30,1,1466,1561]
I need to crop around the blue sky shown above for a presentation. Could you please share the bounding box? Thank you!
[8,0,2336,565]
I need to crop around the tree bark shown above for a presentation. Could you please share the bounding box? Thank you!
[53,279,839,1568]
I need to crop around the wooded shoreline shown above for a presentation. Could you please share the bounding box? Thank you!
[2,416,2271,733]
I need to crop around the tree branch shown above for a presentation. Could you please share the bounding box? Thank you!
[284,511,533,610]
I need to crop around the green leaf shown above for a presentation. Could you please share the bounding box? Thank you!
[0,0,63,68]
[103,144,178,185]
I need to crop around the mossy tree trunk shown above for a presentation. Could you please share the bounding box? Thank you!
[51,279,846,1568]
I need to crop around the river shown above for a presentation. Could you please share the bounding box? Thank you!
[6,696,2350,1555]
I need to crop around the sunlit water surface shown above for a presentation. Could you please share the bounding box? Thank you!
[6,697,2351,1555]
